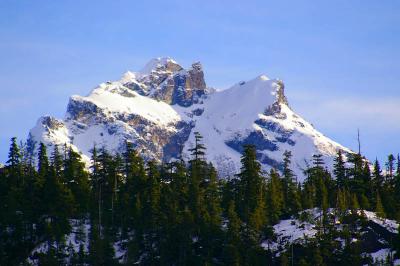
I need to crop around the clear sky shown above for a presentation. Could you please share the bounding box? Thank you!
[0,0,399,164]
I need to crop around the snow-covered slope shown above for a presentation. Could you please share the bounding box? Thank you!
[30,57,353,180]
[263,208,400,265]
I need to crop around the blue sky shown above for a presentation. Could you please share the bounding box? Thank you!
[0,0,399,164]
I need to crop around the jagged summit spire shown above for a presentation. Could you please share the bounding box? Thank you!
[276,79,288,105]
[140,57,182,74]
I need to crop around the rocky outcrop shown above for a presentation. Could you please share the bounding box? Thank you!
[276,80,288,105]
[40,116,65,130]
[122,58,208,107]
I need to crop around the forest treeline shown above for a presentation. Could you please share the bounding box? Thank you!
[1,133,400,265]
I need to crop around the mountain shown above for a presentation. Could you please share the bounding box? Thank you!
[30,57,352,180]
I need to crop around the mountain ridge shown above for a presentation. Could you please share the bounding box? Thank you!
[29,57,353,180]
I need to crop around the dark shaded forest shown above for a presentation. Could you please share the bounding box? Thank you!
[1,133,400,265]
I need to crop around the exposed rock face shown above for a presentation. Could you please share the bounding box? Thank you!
[122,58,207,107]
[276,80,288,105]
[29,57,353,180]
[40,116,65,130]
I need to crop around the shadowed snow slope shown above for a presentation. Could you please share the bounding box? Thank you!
[30,57,353,181]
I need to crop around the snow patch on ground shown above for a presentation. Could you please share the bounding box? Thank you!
[368,248,397,265]
[363,210,399,234]
[266,209,399,254]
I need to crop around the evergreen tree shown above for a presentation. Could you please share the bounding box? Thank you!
[267,169,284,224]
[397,154,400,178]
[375,192,386,218]
[336,188,346,217]
[6,137,22,186]
[282,150,301,216]
[348,153,363,184]
[334,150,347,189]
[359,193,370,210]
[51,145,63,179]
[223,200,241,266]
[373,159,384,191]
[64,146,90,214]
[361,160,372,201]
[387,154,396,179]
[189,131,206,161]
[302,182,315,210]
[204,164,222,229]
[237,145,267,229]
[41,163,74,243]
[350,193,360,214]
[26,132,37,170]
[37,143,49,181]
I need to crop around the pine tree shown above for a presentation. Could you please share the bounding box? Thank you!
[334,150,347,189]
[64,146,90,214]
[350,194,360,214]
[119,142,147,261]
[348,153,363,183]
[204,164,222,229]
[35,143,50,216]
[26,132,37,169]
[89,145,104,237]
[397,154,400,178]
[189,132,206,162]
[386,154,395,179]
[237,145,268,230]
[312,154,325,169]
[188,132,208,240]
[202,162,223,265]
[375,192,386,218]
[394,155,400,219]
[223,200,241,266]
[282,151,301,215]
[41,163,74,243]
[51,145,63,179]
[359,194,370,210]
[301,181,314,209]
[373,159,384,191]
[336,188,346,217]
[361,160,372,200]
[267,169,284,224]
[144,160,161,226]
[37,143,49,180]
[7,137,22,187]
[317,175,329,212]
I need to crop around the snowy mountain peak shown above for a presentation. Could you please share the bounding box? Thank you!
[139,57,182,75]
[230,75,287,106]
[117,58,208,107]
[120,71,138,84]
[256,74,270,81]
[29,58,353,181]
